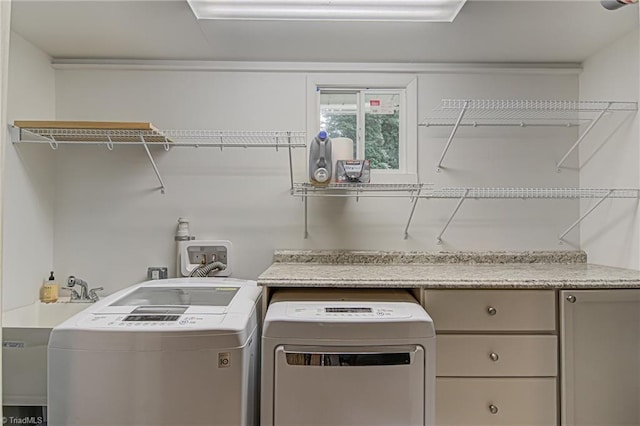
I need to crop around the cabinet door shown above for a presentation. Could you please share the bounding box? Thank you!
[437,335,557,377]
[437,377,557,426]
[561,290,640,426]
[424,290,556,332]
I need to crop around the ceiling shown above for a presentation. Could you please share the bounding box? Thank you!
[10,0,639,63]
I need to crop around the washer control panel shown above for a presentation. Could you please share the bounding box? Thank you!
[287,304,411,319]
[79,314,219,328]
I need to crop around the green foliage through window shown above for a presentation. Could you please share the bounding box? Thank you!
[320,90,401,171]
[364,112,399,169]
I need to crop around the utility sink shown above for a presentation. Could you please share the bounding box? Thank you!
[2,301,93,406]
[3,300,90,329]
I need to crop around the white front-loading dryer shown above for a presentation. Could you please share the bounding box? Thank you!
[261,289,436,426]
[48,278,262,426]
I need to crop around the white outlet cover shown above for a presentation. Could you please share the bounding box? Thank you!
[179,240,232,277]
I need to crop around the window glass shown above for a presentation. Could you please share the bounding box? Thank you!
[320,91,358,159]
[319,89,402,171]
[364,92,400,170]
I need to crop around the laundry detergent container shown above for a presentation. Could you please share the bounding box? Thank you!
[261,288,436,426]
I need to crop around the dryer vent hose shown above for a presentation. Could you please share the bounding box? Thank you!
[189,261,227,278]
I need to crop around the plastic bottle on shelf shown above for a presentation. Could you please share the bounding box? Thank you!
[40,271,59,303]
[309,130,333,186]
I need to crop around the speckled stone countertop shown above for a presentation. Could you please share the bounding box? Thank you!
[272,250,587,265]
[258,251,640,289]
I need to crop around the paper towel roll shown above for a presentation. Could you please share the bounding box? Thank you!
[331,137,354,182]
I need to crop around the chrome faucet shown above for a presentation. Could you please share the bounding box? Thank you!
[66,276,103,302]
[89,287,104,302]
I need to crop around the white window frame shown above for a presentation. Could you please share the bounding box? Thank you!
[307,73,418,183]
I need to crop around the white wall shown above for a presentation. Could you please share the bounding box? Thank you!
[50,66,580,294]
[3,32,55,310]
[0,0,14,409]
[418,72,579,249]
[579,28,640,269]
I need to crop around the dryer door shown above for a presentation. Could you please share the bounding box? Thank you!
[273,345,425,426]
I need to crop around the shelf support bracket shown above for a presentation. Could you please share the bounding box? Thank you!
[303,189,309,239]
[9,125,20,144]
[556,102,611,171]
[105,132,114,151]
[437,189,470,243]
[404,186,423,239]
[11,126,59,149]
[558,190,614,241]
[437,100,468,172]
[139,134,166,194]
[287,132,295,191]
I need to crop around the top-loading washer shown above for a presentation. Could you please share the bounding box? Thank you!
[261,288,436,426]
[48,277,262,426]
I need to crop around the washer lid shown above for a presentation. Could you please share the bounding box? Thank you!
[110,286,239,308]
[94,284,247,315]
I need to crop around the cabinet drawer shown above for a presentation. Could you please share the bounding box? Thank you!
[436,377,557,426]
[436,335,557,377]
[424,290,556,331]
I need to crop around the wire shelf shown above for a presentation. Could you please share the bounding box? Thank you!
[10,125,308,194]
[421,99,638,126]
[421,98,639,171]
[12,127,307,147]
[292,182,429,197]
[442,99,638,111]
[430,188,640,199]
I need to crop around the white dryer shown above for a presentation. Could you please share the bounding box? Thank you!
[48,278,262,426]
[261,289,436,426]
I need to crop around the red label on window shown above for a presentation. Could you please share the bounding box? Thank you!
[370,100,381,106]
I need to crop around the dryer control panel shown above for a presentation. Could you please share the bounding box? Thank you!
[286,304,412,319]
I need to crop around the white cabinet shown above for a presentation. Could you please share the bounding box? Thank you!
[424,290,558,426]
[560,289,640,425]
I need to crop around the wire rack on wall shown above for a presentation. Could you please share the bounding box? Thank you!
[292,183,432,239]
[12,127,307,148]
[10,125,307,194]
[420,99,639,171]
[431,187,640,199]
[292,182,427,197]
[429,187,640,243]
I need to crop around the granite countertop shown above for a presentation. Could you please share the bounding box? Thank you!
[257,251,640,289]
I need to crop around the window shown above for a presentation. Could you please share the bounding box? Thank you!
[307,74,417,182]
[320,89,403,171]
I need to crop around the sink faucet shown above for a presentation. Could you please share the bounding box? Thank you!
[89,287,104,302]
[66,276,103,302]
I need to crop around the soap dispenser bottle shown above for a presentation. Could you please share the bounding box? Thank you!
[309,130,332,187]
[40,271,59,303]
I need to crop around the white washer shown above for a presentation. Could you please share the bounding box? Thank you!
[48,278,262,426]
[261,289,436,426]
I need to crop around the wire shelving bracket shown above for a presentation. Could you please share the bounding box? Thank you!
[10,125,307,194]
[420,99,638,171]
[429,187,640,243]
[291,183,431,239]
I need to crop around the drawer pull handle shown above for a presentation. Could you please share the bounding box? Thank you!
[489,352,499,362]
[487,306,497,316]
[566,295,577,303]
[489,405,499,415]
